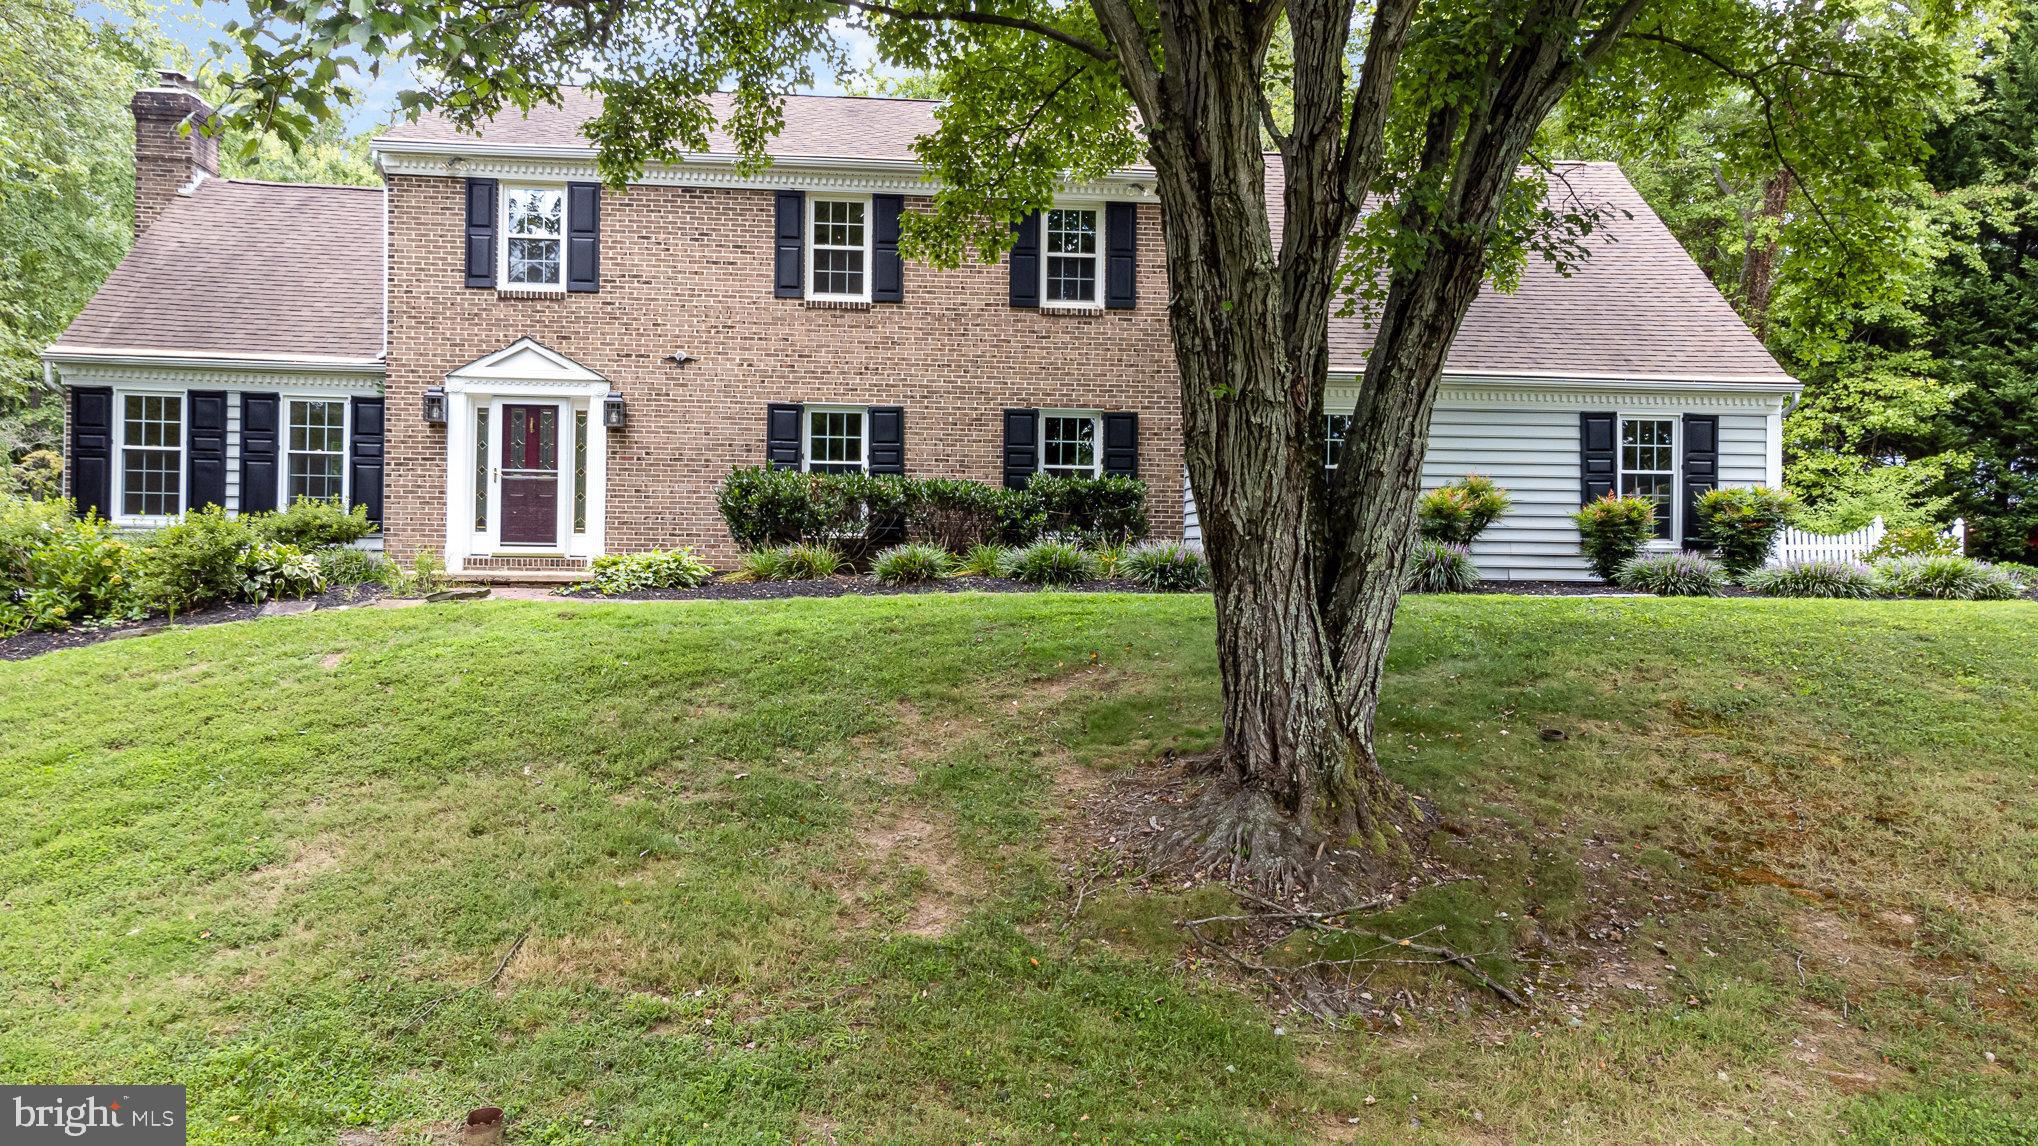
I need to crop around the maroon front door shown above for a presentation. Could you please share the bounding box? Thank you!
[500,404,559,545]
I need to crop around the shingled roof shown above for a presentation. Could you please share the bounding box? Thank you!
[49,178,384,363]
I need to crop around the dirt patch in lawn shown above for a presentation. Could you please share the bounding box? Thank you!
[244,837,347,910]
[836,811,967,938]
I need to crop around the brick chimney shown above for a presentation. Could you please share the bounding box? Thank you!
[130,69,219,237]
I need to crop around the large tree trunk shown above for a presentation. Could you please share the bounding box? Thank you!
[1088,0,1642,894]
[1739,169,1792,337]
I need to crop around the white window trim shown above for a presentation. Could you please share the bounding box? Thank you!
[1324,413,1351,471]
[280,395,351,509]
[802,404,869,473]
[498,183,569,291]
[1617,413,1679,545]
[806,195,874,303]
[1039,203,1105,310]
[1038,409,1103,478]
[112,388,186,526]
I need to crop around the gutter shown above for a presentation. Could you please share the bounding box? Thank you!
[1328,368,1802,392]
[42,347,387,375]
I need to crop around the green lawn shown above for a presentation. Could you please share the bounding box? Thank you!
[1,593,2034,1143]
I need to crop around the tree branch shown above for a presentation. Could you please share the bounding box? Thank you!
[841,0,1115,62]
[1338,0,1419,204]
[1086,0,1163,120]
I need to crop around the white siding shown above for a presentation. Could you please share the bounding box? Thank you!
[1181,384,1796,580]
[1422,405,1590,580]
[225,390,242,513]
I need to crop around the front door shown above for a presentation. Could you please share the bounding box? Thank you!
[500,404,559,545]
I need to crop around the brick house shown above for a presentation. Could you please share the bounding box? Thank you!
[47,72,1799,580]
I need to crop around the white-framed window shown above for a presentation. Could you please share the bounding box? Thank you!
[808,197,871,301]
[1040,411,1101,478]
[804,406,866,474]
[119,392,183,520]
[501,185,566,288]
[284,398,348,504]
[1324,414,1351,471]
[1619,416,1677,540]
[1042,206,1102,307]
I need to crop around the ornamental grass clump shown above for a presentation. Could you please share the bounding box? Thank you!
[1006,539,1098,586]
[1617,552,1726,597]
[871,543,952,585]
[1573,494,1657,581]
[1874,554,1992,599]
[1691,486,1795,577]
[952,543,1014,577]
[1119,541,1209,591]
[1742,559,1878,599]
[1417,475,1511,546]
[1404,538,1480,593]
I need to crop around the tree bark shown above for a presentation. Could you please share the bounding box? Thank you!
[1086,0,1648,893]
[1739,168,1792,337]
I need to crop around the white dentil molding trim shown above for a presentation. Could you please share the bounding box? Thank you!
[373,143,1160,202]
[49,361,385,394]
[46,347,386,374]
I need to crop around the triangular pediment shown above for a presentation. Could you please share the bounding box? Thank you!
[447,338,607,384]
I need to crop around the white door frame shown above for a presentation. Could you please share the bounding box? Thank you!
[441,339,610,573]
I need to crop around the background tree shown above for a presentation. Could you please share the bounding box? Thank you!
[218,0,1991,892]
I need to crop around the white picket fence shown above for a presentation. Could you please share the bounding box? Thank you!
[1767,516,1966,567]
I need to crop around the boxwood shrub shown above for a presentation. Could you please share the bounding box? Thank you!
[715,468,1149,554]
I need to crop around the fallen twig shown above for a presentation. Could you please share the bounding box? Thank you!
[405,927,530,1031]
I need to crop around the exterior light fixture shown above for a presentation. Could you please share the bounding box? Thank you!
[602,391,627,429]
[422,386,448,425]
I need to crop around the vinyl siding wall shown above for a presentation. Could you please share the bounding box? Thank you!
[1183,383,1793,582]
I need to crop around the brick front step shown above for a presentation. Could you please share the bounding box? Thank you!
[461,555,590,584]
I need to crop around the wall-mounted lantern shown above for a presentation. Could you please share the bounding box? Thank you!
[602,391,627,429]
[422,386,448,425]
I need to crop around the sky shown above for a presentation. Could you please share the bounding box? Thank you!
[83,1,886,135]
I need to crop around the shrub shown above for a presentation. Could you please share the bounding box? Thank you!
[239,543,324,601]
[954,543,1014,578]
[1692,486,1795,577]
[716,467,838,548]
[1119,540,1208,591]
[1617,552,1727,596]
[1025,474,1150,547]
[251,498,378,549]
[583,549,714,595]
[312,545,391,587]
[1,494,76,589]
[907,478,1004,550]
[136,506,260,612]
[0,515,139,635]
[7,450,62,500]
[1007,539,1098,585]
[871,543,952,585]
[1417,475,1511,546]
[1866,525,1959,561]
[1743,559,1879,599]
[1404,538,1480,593]
[1573,494,1658,581]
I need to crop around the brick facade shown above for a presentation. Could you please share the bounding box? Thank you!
[383,175,1184,565]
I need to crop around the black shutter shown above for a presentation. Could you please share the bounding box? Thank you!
[1001,408,1039,489]
[186,390,228,511]
[1102,411,1139,477]
[464,178,497,288]
[1105,202,1137,310]
[566,181,600,293]
[1008,212,1040,308]
[350,397,386,526]
[68,387,113,518]
[872,194,904,303]
[767,402,804,470]
[868,405,905,475]
[239,392,280,514]
[1580,412,1616,504]
[774,191,804,298]
[1681,413,1719,548]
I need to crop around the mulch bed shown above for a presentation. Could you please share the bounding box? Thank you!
[0,584,386,662]
[559,574,1140,601]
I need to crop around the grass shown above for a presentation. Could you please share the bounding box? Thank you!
[1,593,2034,1142]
